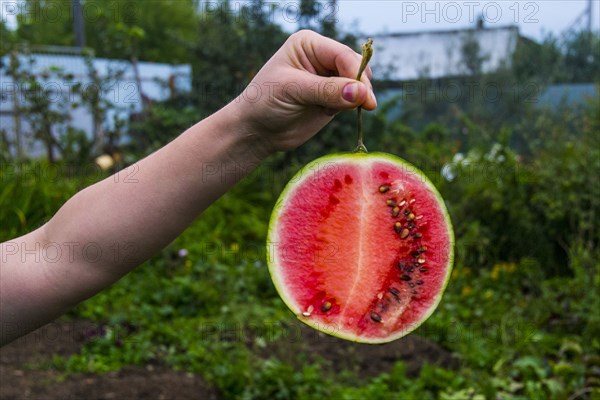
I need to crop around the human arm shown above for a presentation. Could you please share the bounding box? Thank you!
[0,30,376,345]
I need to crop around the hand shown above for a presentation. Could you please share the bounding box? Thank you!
[234,30,377,155]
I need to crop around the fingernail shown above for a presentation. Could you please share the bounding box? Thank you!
[342,83,358,102]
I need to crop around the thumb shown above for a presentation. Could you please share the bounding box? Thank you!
[293,74,377,111]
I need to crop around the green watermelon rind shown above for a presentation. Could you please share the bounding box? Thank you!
[267,152,454,344]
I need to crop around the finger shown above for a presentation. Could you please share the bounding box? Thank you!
[293,30,370,83]
[288,71,377,111]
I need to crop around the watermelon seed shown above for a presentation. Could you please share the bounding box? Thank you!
[419,245,428,252]
[370,312,382,323]
[410,199,416,204]
[416,215,423,220]
[386,199,397,207]
[302,305,314,316]
[408,282,415,288]
[416,280,424,285]
[394,222,403,233]
[403,209,412,216]
[413,232,423,239]
[407,222,416,229]
[411,290,418,295]
[392,206,400,217]
[377,292,384,300]
[417,257,426,264]
[419,267,429,273]
[400,228,410,239]
[379,185,390,193]
[388,287,400,298]
[400,274,412,281]
[321,302,332,312]
[399,200,407,207]
[407,213,416,221]
[411,250,420,257]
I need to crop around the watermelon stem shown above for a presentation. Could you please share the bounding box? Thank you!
[354,38,373,154]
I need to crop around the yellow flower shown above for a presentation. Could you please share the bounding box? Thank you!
[461,286,472,296]
[504,263,516,273]
[491,265,500,280]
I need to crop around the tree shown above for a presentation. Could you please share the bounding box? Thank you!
[562,31,600,83]
[6,52,74,163]
[191,0,286,114]
[15,0,198,63]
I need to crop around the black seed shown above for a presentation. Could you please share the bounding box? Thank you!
[394,222,403,233]
[411,250,420,258]
[406,266,415,273]
[416,280,424,285]
[321,302,332,312]
[408,282,415,288]
[392,206,400,217]
[400,274,412,281]
[400,229,410,239]
[407,222,416,229]
[419,267,429,273]
[419,245,428,252]
[370,312,382,322]
[413,232,423,239]
[404,209,412,216]
[379,185,390,193]
[388,287,400,298]
[386,199,397,207]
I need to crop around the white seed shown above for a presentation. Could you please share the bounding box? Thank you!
[307,305,314,313]
[302,312,311,317]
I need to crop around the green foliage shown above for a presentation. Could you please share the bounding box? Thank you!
[513,31,600,84]
[0,161,104,241]
[127,100,200,155]
[15,0,199,63]
[191,1,287,114]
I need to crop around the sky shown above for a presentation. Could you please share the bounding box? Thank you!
[322,0,599,40]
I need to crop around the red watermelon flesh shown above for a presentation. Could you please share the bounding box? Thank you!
[267,153,454,343]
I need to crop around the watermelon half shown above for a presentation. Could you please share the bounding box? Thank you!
[267,153,454,343]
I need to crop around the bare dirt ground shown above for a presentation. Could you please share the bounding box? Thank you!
[1,319,458,399]
[0,320,219,400]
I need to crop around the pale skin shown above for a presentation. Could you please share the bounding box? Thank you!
[0,30,377,346]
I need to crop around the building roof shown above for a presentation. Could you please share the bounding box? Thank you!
[369,26,520,81]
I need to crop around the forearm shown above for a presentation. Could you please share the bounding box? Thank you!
[1,102,266,343]
[46,101,267,288]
